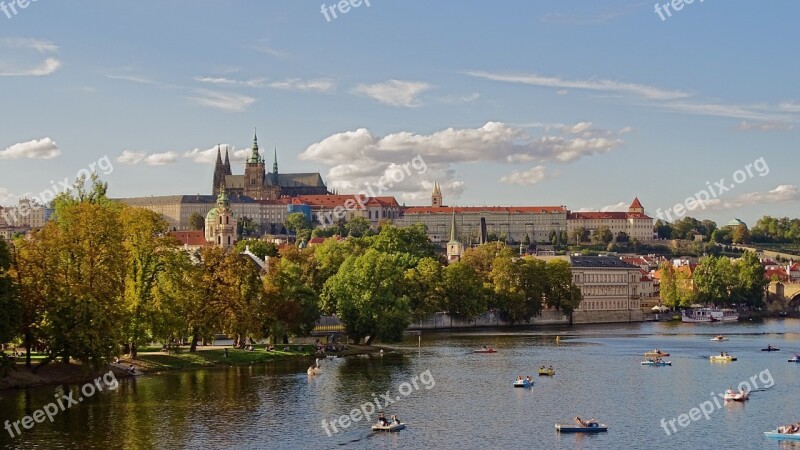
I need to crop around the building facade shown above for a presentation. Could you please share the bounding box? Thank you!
[570,256,644,324]
[567,197,655,242]
[0,199,52,228]
[205,188,237,248]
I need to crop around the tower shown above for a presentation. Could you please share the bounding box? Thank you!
[629,197,644,215]
[244,129,267,199]
[212,145,225,196]
[431,182,443,207]
[446,208,464,262]
[271,146,279,185]
[205,185,237,249]
[223,146,232,176]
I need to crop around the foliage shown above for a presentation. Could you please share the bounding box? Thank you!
[0,239,21,348]
[263,259,320,343]
[188,212,205,231]
[235,239,279,260]
[591,226,614,245]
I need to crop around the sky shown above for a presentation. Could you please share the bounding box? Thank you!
[1,0,798,225]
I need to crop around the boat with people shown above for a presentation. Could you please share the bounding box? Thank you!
[473,345,497,354]
[513,376,534,388]
[762,345,780,351]
[644,349,670,358]
[682,308,739,323]
[538,366,555,376]
[555,417,608,433]
[372,414,405,432]
[641,359,671,366]
[788,355,800,363]
[710,335,729,342]
[765,422,800,440]
[724,388,749,402]
[710,353,737,362]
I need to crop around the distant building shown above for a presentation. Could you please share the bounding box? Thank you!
[0,199,52,228]
[567,197,654,242]
[570,256,644,324]
[171,230,207,252]
[725,218,747,228]
[284,195,401,227]
[205,188,237,248]
[446,209,465,263]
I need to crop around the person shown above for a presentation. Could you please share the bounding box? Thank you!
[548,365,553,370]
[378,412,389,426]
[526,376,532,382]
[128,364,136,375]
[575,417,598,428]
[540,366,545,371]
[517,375,522,381]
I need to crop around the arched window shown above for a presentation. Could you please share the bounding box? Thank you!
[219,216,222,224]
[217,236,221,244]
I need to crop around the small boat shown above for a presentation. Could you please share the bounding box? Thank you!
[372,422,406,432]
[762,346,780,352]
[513,378,534,388]
[473,347,497,354]
[710,355,737,362]
[555,423,608,433]
[788,356,800,363]
[710,335,729,342]
[723,389,748,401]
[538,368,555,376]
[644,350,670,358]
[764,430,800,441]
[641,359,671,366]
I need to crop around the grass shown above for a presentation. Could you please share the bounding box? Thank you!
[134,346,316,371]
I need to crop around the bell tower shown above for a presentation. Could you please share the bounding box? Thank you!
[431,182,443,207]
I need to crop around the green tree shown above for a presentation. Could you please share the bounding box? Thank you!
[404,257,444,322]
[188,212,205,231]
[0,239,21,358]
[365,224,435,262]
[321,249,411,344]
[285,212,311,236]
[345,216,373,237]
[544,259,583,315]
[732,225,751,244]
[237,216,259,237]
[442,261,487,319]
[263,259,319,344]
[591,226,614,245]
[236,238,279,260]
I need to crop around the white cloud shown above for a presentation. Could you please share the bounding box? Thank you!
[351,80,432,107]
[464,71,689,101]
[250,42,290,59]
[301,121,625,201]
[269,78,335,93]
[737,121,795,132]
[0,138,60,160]
[662,101,795,122]
[779,102,800,113]
[0,57,61,76]
[499,166,552,186]
[0,187,18,206]
[0,38,58,53]
[187,90,255,112]
[576,201,628,212]
[194,76,268,88]
[105,73,157,85]
[117,150,178,166]
[184,145,248,164]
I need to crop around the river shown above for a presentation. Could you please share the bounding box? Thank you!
[3,319,800,449]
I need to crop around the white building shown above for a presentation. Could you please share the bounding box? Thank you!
[570,256,644,324]
[567,197,654,242]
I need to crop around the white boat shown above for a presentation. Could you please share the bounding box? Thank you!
[710,355,737,362]
[724,389,748,401]
[555,423,608,433]
[765,430,800,440]
[641,359,671,366]
[710,335,729,342]
[372,422,406,432]
[682,308,738,323]
[513,378,534,387]
[789,356,800,363]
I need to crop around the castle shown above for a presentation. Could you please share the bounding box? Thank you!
[212,131,329,199]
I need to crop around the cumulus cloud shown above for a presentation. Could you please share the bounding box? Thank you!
[0,138,60,159]
[710,185,800,210]
[117,150,179,166]
[351,80,432,107]
[499,166,553,186]
[301,121,625,201]
[187,90,256,112]
[0,187,18,206]
[184,145,249,164]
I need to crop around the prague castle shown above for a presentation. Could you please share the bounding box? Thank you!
[212,131,329,200]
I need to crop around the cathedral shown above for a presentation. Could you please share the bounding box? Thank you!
[212,131,330,200]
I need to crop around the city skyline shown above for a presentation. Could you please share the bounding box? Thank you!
[2,1,799,225]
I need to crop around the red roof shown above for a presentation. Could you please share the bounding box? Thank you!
[568,211,652,220]
[630,197,644,209]
[171,230,207,246]
[404,206,566,214]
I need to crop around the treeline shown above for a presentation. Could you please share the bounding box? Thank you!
[658,252,767,309]
[655,215,800,246]
[0,177,582,370]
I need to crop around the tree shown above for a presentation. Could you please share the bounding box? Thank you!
[462,242,515,281]
[522,233,531,246]
[659,262,679,309]
[544,259,582,315]
[591,226,614,245]
[571,227,589,245]
[442,261,486,319]
[263,259,319,344]
[490,257,546,323]
[711,228,732,245]
[693,256,734,306]
[309,238,364,294]
[321,249,411,344]
[237,216,259,237]
[404,257,444,322]
[366,224,435,262]
[285,212,311,236]
[345,216,372,237]
[236,239,278,260]
[0,239,21,360]
[616,231,629,243]
[188,212,205,231]
[731,225,751,244]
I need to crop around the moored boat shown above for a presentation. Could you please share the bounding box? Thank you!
[788,356,800,363]
[641,359,671,366]
[683,308,738,323]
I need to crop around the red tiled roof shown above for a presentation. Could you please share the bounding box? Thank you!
[404,206,566,214]
[171,230,207,246]
[568,211,652,220]
[630,197,644,209]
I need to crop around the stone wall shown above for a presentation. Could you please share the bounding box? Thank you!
[571,309,644,324]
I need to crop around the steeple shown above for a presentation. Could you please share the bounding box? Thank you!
[213,145,224,196]
[215,145,222,166]
[446,207,464,263]
[223,146,231,175]
[273,146,278,175]
[448,208,458,244]
[431,181,443,207]
[249,128,261,164]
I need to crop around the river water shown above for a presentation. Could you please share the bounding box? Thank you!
[3,319,800,450]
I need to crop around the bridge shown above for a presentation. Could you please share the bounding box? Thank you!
[768,282,800,312]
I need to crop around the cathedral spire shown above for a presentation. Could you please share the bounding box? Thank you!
[448,208,458,244]
[249,128,261,163]
[273,146,278,174]
[215,144,222,166]
[223,146,231,175]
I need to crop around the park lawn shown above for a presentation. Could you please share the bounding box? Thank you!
[134,347,315,371]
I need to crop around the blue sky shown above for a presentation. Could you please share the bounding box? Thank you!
[1,0,798,225]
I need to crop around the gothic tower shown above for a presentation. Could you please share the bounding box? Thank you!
[244,130,267,200]
[271,146,279,185]
[446,208,464,262]
[223,146,232,176]
[212,145,225,196]
[431,182,443,207]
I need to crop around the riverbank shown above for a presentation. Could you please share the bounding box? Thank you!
[1,344,386,390]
